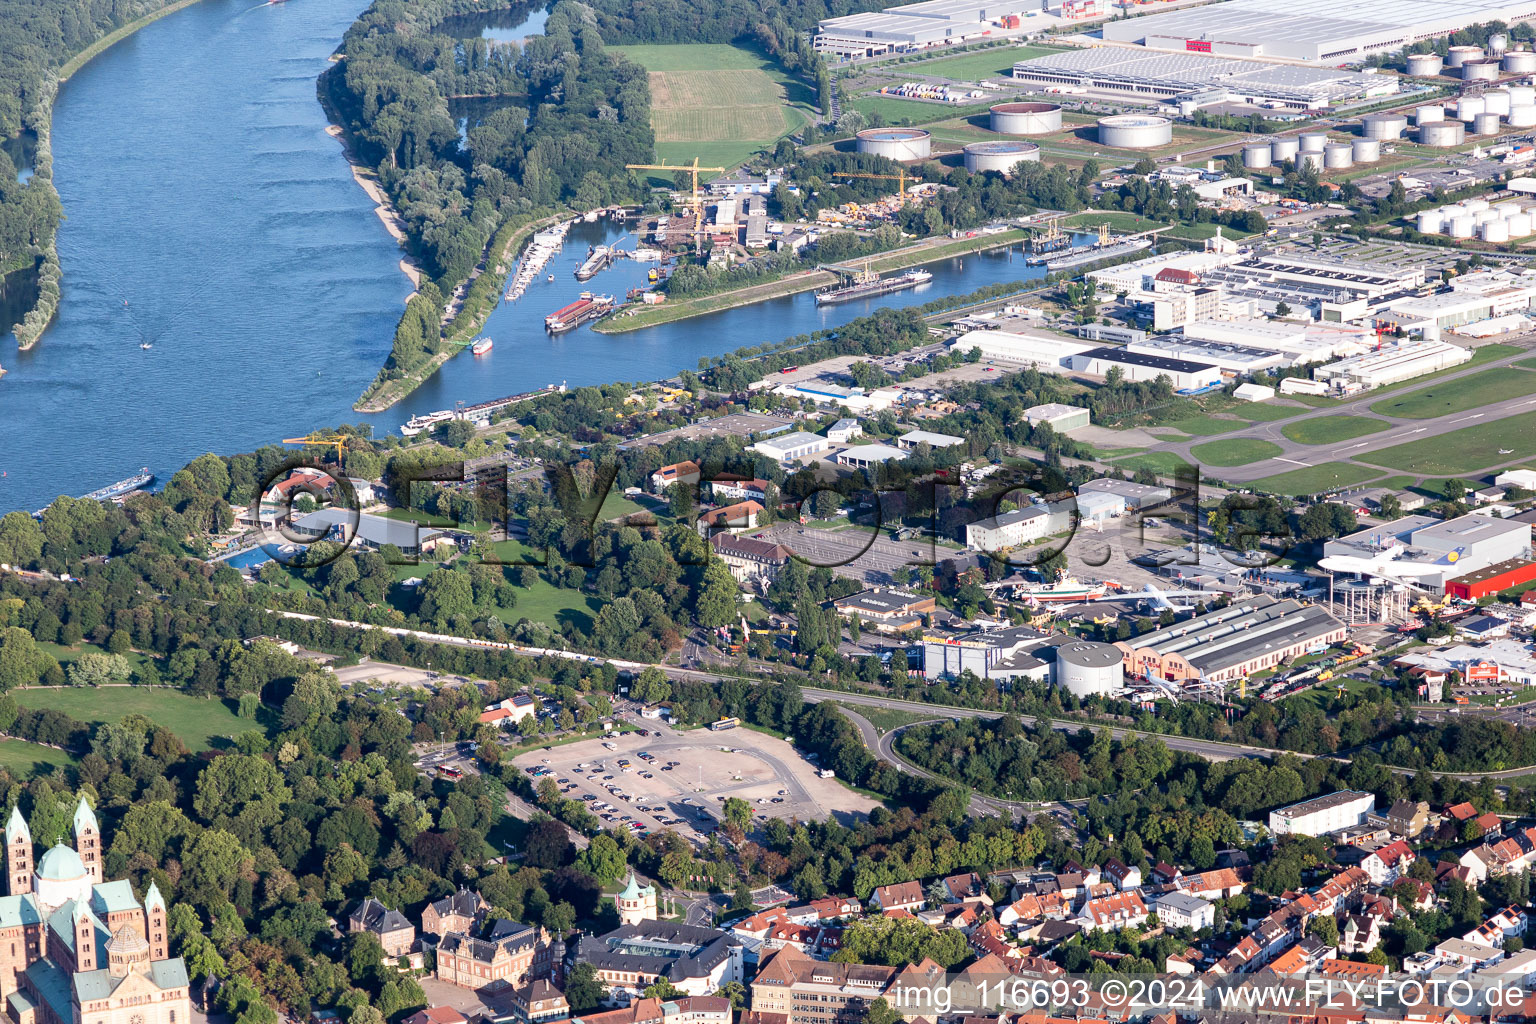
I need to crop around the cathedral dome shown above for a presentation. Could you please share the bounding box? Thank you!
[36,843,86,883]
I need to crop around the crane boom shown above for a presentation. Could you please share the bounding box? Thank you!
[625,157,726,237]
[282,433,349,464]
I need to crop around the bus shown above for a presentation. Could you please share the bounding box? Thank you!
[710,717,740,731]
[437,765,464,780]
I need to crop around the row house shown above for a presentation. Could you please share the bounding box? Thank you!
[1269,936,1333,975]
[1101,858,1142,892]
[1171,868,1246,901]
[1464,905,1528,948]
[1210,899,1310,975]
[1077,891,1149,933]
[942,872,991,906]
[870,881,923,913]
[749,945,897,1024]
[1311,868,1370,916]
[969,920,1017,962]
[762,923,843,958]
[997,892,1072,928]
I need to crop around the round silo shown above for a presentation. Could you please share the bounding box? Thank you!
[1242,142,1273,168]
[1323,143,1353,169]
[1473,112,1503,135]
[1485,89,1513,116]
[1417,209,1445,233]
[1297,151,1324,171]
[963,140,1040,173]
[1463,59,1502,81]
[1270,136,1300,162]
[1054,641,1124,698]
[1509,212,1533,237]
[1458,95,1487,120]
[1510,85,1536,106]
[1419,121,1466,146]
[1449,213,1476,237]
[1096,115,1173,148]
[1483,218,1511,243]
[1299,131,1330,153]
[1448,45,1485,68]
[1464,197,1492,213]
[1510,106,1536,127]
[988,101,1064,135]
[1507,51,1536,75]
[1352,138,1381,163]
[1361,113,1407,139]
[1407,53,1444,76]
[1415,104,1446,125]
[855,128,932,161]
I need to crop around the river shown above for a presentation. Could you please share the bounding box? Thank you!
[0,0,1052,514]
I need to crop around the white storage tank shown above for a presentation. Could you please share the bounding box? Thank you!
[1450,213,1476,237]
[1495,199,1522,214]
[1464,197,1491,212]
[1299,131,1330,152]
[1483,218,1511,242]
[1417,209,1444,233]
[989,101,1063,135]
[1270,136,1300,162]
[1475,209,1502,225]
[1407,53,1444,76]
[1297,151,1324,171]
[1097,114,1173,148]
[1510,85,1536,107]
[1324,143,1353,169]
[1506,50,1536,74]
[1448,45,1485,67]
[1352,138,1381,163]
[855,128,931,161]
[1458,95,1487,120]
[1491,33,1510,56]
[963,140,1040,173]
[1509,212,1533,237]
[1361,113,1407,139]
[1463,59,1502,81]
[1242,142,1273,168]
[1510,106,1536,127]
[1415,104,1446,125]
[1419,120,1466,146]
[1473,112,1503,135]
[1485,89,1514,116]
[1053,641,1124,698]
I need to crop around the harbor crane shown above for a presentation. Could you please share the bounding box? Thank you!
[832,169,912,206]
[282,433,349,464]
[625,158,726,237]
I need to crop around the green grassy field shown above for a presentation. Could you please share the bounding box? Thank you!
[37,642,150,674]
[1160,222,1258,241]
[1236,401,1311,421]
[846,95,991,126]
[1368,367,1536,419]
[0,739,76,777]
[1246,462,1383,496]
[13,688,247,750]
[611,44,813,170]
[1159,414,1254,437]
[1189,438,1284,467]
[1111,452,1194,475]
[1281,415,1393,445]
[1062,211,1169,234]
[1357,409,1536,475]
[890,44,1065,81]
[488,540,603,632]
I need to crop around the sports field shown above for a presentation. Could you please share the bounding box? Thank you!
[613,44,813,170]
[1281,416,1391,445]
[1358,409,1536,475]
[1368,367,1536,419]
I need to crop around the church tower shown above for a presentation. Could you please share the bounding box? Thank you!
[74,796,101,886]
[74,902,96,973]
[6,806,31,897]
[144,882,168,961]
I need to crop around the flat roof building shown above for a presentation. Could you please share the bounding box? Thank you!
[950,329,1093,371]
[1068,346,1224,391]
[833,443,909,469]
[813,0,1010,59]
[1024,403,1090,431]
[1115,595,1347,684]
[897,429,966,450]
[1125,336,1287,377]
[1314,339,1471,390]
[749,432,828,464]
[1269,790,1375,837]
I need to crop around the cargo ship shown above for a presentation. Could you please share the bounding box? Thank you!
[545,292,614,334]
[574,245,613,281]
[82,469,154,503]
[471,337,493,355]
[815,268,933,306]
[1042,238,1151,272]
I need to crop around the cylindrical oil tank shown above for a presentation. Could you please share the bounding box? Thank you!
[1509,212,1533,237]
[1352,138,1381,162]
[1458,95,1487,120]
[1511,84,1536,106]
[1407,53,1444,76]
[1417,209,1445,233]
[1323,143,1353,169]
[1297,151,1324,171]
[1495,199,1522,214]
[1485,89,1513,116]
[1361,113,1407,139]
[1054,641,1124,698]
[1242,142,1272,168]
[1299,131,1330,152]
[1415,103,1446,125]
[1419,120,1466,146]
[1475,209,1502,225]
[963,140,1040,173]
[1463,59,1502,81]
[1483,218,1511,243]
[1448,45,1484,68]
[1096,114,1172,148]
[988,101,1063,135]
[1464,197,1491,212]
[855,128,931,161]
[1450,213,1476,237]
[1506,50,1536,74]
[1270,136,1300,162]
[1509,106,1536,126]
[1474,112,1503,135]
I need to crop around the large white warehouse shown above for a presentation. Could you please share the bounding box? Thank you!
[1068,346,1224,390]
[814,0,1031,59]
[949,329,1093,370]
[1100,0,1536,64]
[1269,791,1374,837]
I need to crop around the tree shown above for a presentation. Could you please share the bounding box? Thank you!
[524,819,573,868]
[694,560,739,628]
[1308,914,1338,947]
[576,834,626,883]
[1443,478,1469,502]
[864,998,902,1024]
[723,797,753,829]
[1273,300,1291,318]
[565,962,606,1013]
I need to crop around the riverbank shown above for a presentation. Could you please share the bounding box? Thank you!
[57,0,211,81]
[593,226,1030,335]
[324,124,422,290]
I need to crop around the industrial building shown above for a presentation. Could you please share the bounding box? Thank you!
[748,431,829,463]
[949,328,1093,370]
[833,443,909,468]
[1325,514,1533,590]
[898,429,966,449]
[1068,347,1225,391]
[1180,318,1375,364]
[1099,0,1536,65]
[1313,339,1471,391]
[1124,336,1287,376]
[813,0,1028,59]
[921,627,1126,695]
[1055,640,1125,697]
[1445,559,1536,601]
[1010,46,1395,110]
[1114,595,1348,684]
[1268,791,1375,838]
[1078,477,1172,508]
[1023,402,1090,431]
[965,502,1073,552]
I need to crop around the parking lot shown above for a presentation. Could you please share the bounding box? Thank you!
[511,720,878,842]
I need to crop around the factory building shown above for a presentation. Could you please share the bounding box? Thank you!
[814,0,1028,59]
[1313,339,1471,390]
[748,432,829,463]
[1114,595,1348,684]
[1023,402,1090,431]
[1325,514,1533,590]
[1011,46,1394,109]
[1099,0,1536,65]
[1444,559,1536,601]
[949,329,1093,370]
[921,628,1126,695]
[1180,318,1375,364]
[1268,791,1375,838]
[1078,478,1172,509]
[1125,337,1288,376]
[1068,347,1225,391]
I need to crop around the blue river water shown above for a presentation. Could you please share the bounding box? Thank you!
[0,0,1050,514]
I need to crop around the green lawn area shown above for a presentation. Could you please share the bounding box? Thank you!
[1189,438,1284,467]
[1228,401,1303,422]
[487,540,603,632]
[598,490,652,522]
[1159,414,1248,436]
[1246,462,1383,496]
[37,641,150,674]
[1368,367,1536,419]
[1517,356,1536,370]
[1062,211,1169,234]
[0,739,76,777]
[1111,452,1194,475]
[846,95,991,126]
[13,688,247,750]
[1160,222,1257,241]
[1281,415,1393,445]
[1358,409,1536,475]
[891,44,1065,81]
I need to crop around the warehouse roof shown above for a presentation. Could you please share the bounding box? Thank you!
[1448,558,1536,587]
[1079,346,1221,375]
[1124,595,1345,675]
[1272,790,1374,818]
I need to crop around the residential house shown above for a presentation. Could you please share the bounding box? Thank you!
[870,882,924,913]
[1341,913,1384,955]
[651,462,702,494]
[701,500,763,530]
[402,1009,468,1024]
[941,872,991,906]
[1102,858,1142,891]
[1078,891,1149,932]
[348,897,415,958]
[1154,893,1214,931]
[1387,799,1430,838]
[1361,840,1415,886]
[1465,906,1529,948]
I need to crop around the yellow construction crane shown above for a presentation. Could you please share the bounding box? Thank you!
[282,433,349,464]
[833,169,912,206]
[625,158,726,237]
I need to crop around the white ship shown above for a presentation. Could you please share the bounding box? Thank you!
[400,410,455,436]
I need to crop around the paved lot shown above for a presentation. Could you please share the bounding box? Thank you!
[755,522,980,583]
[619,413,793,449]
